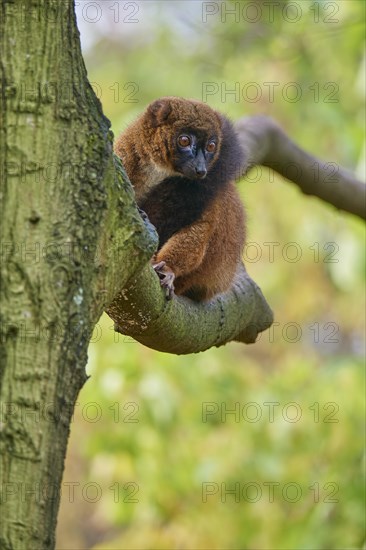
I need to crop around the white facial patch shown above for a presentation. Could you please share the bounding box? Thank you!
[136,162,179,201]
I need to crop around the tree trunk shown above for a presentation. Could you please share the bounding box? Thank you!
[0,2,153,548]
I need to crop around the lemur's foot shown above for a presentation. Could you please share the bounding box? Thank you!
[153,261,175,300]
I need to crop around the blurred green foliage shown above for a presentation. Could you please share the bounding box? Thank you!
[57,1,365,548]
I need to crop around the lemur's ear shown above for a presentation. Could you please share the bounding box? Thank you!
[147,98,172,127]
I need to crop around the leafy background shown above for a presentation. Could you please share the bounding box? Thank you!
[56,1,365,548]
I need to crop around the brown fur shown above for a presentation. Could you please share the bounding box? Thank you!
[114,97,246,301]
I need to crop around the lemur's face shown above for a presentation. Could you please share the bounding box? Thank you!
[172,129,219,179]
[144,97,222,180]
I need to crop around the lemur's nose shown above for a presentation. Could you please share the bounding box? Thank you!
[195,167,207,178]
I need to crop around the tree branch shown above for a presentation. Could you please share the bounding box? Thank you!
[107,263,273,354]
[235,116,366,220]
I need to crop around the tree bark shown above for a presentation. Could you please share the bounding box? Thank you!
[0,2,153,548]
[107,264,273,354]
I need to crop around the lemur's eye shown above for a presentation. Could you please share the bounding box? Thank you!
[206,141,216,153]
[178,135,191,147]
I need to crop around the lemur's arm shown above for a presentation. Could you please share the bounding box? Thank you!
[153,200,217,298]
